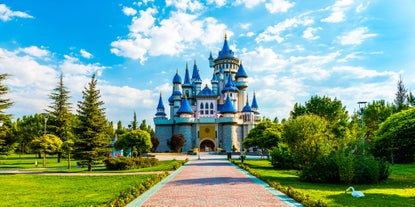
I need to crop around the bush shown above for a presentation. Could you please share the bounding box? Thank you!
[299,155,339,183]
[334,151,355,184]
[270,144,296,169]
[104,157,159,170]
[353,156,390,184]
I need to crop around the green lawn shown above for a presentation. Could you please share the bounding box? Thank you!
[0,154,182,173]
[240,159,415,207]
[0,154,184,206]
[0,174,155,206]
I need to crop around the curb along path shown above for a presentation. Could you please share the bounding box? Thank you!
[127,159,302,207]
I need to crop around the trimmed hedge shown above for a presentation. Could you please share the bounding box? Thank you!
[104,157,159,170]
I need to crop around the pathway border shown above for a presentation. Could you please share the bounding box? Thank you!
[126,162,189,207]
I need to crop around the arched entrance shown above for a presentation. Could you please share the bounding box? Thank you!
[199,139,215,152]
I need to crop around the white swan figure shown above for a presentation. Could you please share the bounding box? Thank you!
[345,186,364,198]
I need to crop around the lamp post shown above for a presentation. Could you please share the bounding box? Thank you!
[358,101,367,156]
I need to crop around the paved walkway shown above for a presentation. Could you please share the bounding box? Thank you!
[127,158,302,207]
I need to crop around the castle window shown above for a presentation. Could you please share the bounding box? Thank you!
[205,110,208,115]
[186,90,189,97]
[205,103,209,109]
[210,103,214,109]
[201,110,204,115]
[210,110,214,114]
[200,103,204,109]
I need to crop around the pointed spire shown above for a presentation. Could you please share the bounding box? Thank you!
[251,92,259,109]
[209,51,213,60]
[218,33,234,58]
[242,94,252,112]
[184,63,191,85]
[194,69,202,83]
[222,72,238,93]
[155,92,167,116]
[236,60,248,78]
[191,59,198,80]
[211,73,219,83]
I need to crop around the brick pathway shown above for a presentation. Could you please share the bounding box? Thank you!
[127,159,302,207]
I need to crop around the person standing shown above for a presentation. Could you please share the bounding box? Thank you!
[240,150,246,163]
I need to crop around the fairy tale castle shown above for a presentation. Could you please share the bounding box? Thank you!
[154,35,260,153]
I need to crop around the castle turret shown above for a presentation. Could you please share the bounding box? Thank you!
[211,73,219,95]
[236,61,248,110]
[172,70,182,116]
[208,51,214,68]
[182,63,193,102]
[155,93,167,119]
[221,72,239,110]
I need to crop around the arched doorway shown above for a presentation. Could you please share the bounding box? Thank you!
[199,139,215,152]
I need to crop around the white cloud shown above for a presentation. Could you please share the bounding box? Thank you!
[302,27,322,40]
[0,4,33,22]
[60,55,106,76]
[356,2,370,13]
[234,0,265,8]
[239,23,251,30]
[256,16,314,43]
[339,27,377,45]
[265,0,295,13]
[332,66,396,79]
[80,49,93,59]
[122,6,137,16]
[207,0,227,7]
[165,0,204,12]
[322,0,354,23]
[18,46,50,58]
[240,46,287,72]
[111,8,228,63]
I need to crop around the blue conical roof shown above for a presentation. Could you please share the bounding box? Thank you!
[211,73,219,83]
[183,63,191,85]
[208,51,214,60]
[157,93,165,110]
[222,74,239,92]
[221,95,237,113]
[194,70,202,83]
[177,96,194,114]
[218,34,234,58]
[168,94,174,103]
[236,62,248,78]
[252,92,259,109]
[173,70,182,84]
[191,60,198,80]
[198,85,216,96]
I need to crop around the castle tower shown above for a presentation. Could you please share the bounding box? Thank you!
[172,70,182,117]
[155,93,167,119]
[236,61,248,110]
[182,63,193,103]
[222,71,239,110]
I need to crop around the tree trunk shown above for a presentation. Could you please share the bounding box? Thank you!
[57,152,62,163]
[43,151,46,168]
[67,153,71,169]
[88,163,92,172]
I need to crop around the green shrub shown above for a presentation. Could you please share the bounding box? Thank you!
[353,156,390,184]
[270,144,296,169]
[335,151,355,184]
[104,157,159,170]
[300,155,339,183]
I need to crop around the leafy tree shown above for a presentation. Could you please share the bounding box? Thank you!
[13,114,45,155]
[30,134,62,167]
[74,74,111,171]
[360,100,394,144]
[242,119,281,153]
[290,96,349,138]
[373,108,415,163]
[46,73,74,163]
[394,76,409,112]
[114,129,152,157]
[168,134,186,152]
[0,73,14,154]
[283,114,335,169]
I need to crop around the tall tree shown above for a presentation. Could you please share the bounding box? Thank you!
[30,134,62,168]
[242,119,281,153]
[131,111,138,130]
[0,74,14,155]
[360,100,394,144]
[46,72,74,163]
[394,76,408,112]
[74,74,111,171]
[408,91,415,107]
[290,96,349,138]
[114,129,152,157]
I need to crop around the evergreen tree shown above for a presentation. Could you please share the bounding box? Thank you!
[74,74,110,171]
[0,74,13,155]
[408,91,415,107]
[131,111,138,130]
[46,72,74,163]
[394,76,408,112]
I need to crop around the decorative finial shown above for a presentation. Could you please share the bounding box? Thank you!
[176,69,178,74]
[194,59,197,65]
[160,92,162,97]
[186,62,188,70]
[224,33,228,40]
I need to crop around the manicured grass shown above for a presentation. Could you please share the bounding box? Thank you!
[0,174,155,206]
[0,154,182,173]
[239,159,415,207]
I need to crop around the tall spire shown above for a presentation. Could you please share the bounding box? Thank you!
[155,92,167,117]
[191,59,198,80]
[242,94,252,112]
[218,33,234,58]
[183,63,191,85]
[251,92,259,110]
[236,60,248,78]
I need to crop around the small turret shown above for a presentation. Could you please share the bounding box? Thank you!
[251,92,259,113]
[155,93,167,118]
[211,73,219,95]
[208,51,214,68]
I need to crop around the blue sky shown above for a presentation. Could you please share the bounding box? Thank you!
[1,0,415,126]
